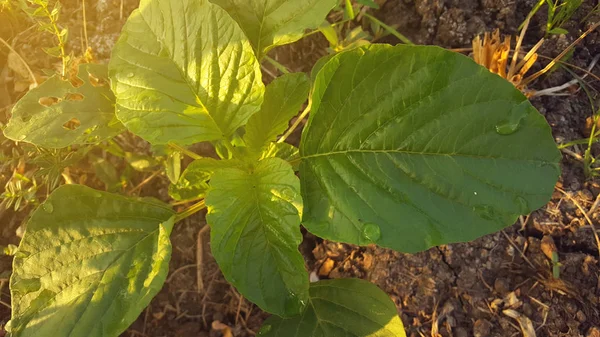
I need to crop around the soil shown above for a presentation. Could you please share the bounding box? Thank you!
[1,0,600,336]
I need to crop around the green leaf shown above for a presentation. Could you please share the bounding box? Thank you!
[259,278,406,337]
[344,0,355,19]
[244,73,310,151]
[356,0,379,9]
[318,22,339,49]
[169,157,240,201]
[165,151,181,184]
[548,27,569,35]
[261,142,300,163]
[4,64,124,148]
[209,0,337,57]
[300,45,561,253]
[9,185,175,337]
[109,0,264,145]
[206,158,308,316]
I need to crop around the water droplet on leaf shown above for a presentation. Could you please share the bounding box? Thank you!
[284,292,306,315]
[495,101,530,135]
[361,222,381,243]
[257,324,272,335]
[42,202,54,213]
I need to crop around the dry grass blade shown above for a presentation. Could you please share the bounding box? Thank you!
[521,22,600,87]
[503,309,536,337]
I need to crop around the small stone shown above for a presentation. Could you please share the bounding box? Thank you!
[565,301,578,315]
[587,327,600,337]
[522,303,533,317]
[473,319,492,337]
[455,327,469,337]
[318,258,335,277]
[576,310,587,323]
[578,189,594,202]
[494,278,510,295]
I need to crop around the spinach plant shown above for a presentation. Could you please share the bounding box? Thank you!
[3,0,561,336]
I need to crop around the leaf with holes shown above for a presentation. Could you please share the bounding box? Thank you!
[210,0,337,57]
[244,72,310,152]
[109,0,264,145]
[206,158,308,317]
[259,278,406,337]
[300,44,561,253]
[8,184,175,337]
[3,64,124,148]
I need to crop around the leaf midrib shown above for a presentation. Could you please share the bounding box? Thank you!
[137,8,228,139]
[301,149,553,164]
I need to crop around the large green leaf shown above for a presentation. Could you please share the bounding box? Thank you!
[4,64,123,148]
[300,44,561,253]
[109,0,264,145]
[209,0,337,57]
[9,185,175,337]
[244,72,310,151]
[259,278,406,337]
[206,157,308,316]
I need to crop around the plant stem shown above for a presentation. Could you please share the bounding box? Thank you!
[0,37,38,87]
[168,142,201,160]
[363,13,413,45]
[40,3,67,77]
[82,0,88,51]
[174,199,206,222]
[277,98,312,144]
[301,18,354,39]
[264,55,290,74]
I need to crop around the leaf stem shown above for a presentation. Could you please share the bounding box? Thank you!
[174,199,206,223]
[264,55,290,74]
[363,13,413,45]
[168,142,201,160]
[277,98,312,144]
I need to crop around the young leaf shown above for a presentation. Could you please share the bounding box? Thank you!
[165,151,181,184]
[259,278,406,337]
[9,185,175,337]
[109,0,264,145]
[244,73,310,151]
[206,158,308,316]
[300,45,561,253]
[3,64,124,148]
[209,0,337,57]
[169,157,241,201]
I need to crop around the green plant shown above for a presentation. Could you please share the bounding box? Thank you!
[2,0,562,336]
[523,0,584,35]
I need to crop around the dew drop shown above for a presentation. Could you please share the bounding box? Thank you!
[257,324,272,335]
[473,205,495,220]
[495,101,530,135]
[42,202,54,213]
[126,72,134,78]
[361,222,381,243]
[284,292,306,315]
[515,196,529,214]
